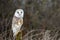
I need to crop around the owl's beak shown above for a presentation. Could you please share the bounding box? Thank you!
[18,13,21,16]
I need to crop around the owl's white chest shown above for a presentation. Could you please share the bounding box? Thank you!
[12,17,23,36]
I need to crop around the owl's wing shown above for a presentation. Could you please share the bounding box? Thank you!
[12,17,17,36]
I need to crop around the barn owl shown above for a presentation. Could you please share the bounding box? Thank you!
[12,9,24,37]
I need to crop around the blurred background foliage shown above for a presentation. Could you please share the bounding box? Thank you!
[0,0,60,40]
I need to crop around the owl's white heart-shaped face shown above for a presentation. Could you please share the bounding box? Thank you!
[14,9,24,18]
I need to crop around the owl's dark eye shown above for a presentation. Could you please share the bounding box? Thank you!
[21,11,22,14]
[17,11,19,14]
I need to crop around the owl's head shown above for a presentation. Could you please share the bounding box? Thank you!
[14,9,24,18]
